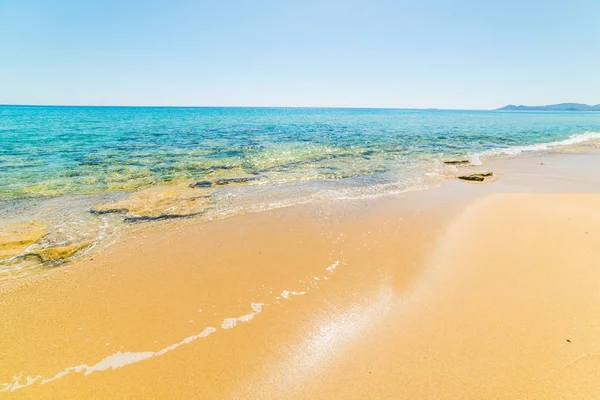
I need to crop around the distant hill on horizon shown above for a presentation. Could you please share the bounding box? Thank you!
[497,103,600,111]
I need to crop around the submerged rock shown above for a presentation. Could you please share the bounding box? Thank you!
[459,175,484,182]
[92,183,213,222]
[29,242,92,263]
[189,180,213,188]
[215,176,261,185]
[444,160,470,165]
[458,172,493,182]
[90,207,128,215]
[208,165,235,171]
[0,221,48,260]
[124,213,201,223]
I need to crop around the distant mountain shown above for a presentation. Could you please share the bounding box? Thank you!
[497,103,600,111]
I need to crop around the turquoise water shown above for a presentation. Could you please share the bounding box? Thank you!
[2,106,600,199]
[1,105,600,277]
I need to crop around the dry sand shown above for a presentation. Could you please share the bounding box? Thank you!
[1,153,600,399]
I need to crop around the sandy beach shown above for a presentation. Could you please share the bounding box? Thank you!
[2,151,600,399]
[3,0,600,397]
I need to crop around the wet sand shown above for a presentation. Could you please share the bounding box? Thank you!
[288,192,600,399]
[1,151,600,398]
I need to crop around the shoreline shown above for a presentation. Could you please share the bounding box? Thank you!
[1,150,600,398]
[2,143,600,285]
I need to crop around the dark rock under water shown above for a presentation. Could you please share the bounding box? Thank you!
[215,177,261,185]
[189,180,213,188]
[124,213,202,223]
[90,207,129,215]
[458,172,493,182]
[444,160,470,165]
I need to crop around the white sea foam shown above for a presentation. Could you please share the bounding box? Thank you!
[281,290,306,299]
[325,261,340,272]
[251,302,264,313]
[1,258,335,393]
[469,131,600,165]
[237,313,255,322]
[82,351,155,376]
[221,302,265,328]
[221,318,238,329]
[0,313,223,391]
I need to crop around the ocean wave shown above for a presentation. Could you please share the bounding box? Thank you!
[469,131,600,165]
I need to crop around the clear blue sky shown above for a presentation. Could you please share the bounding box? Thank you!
[1,0,599,109]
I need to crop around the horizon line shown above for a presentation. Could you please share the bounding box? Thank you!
[0,103,497,111]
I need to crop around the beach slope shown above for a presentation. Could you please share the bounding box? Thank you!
[292,193,600,399]
[1,191,600,398]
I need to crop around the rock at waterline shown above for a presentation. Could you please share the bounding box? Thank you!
[91,184,213,222]
[444,160,470,165]
[458,172,493,182]
[189,180,213,188]
[0,220,48,260]
[28,242,92,263]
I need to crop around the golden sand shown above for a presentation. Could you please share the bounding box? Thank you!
[288,193,600,399]
[1,153,600,398]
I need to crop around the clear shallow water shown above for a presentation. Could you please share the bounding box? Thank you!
[1,106,600,278]
[3,106,600,199]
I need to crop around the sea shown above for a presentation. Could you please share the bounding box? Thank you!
[2,105,600,280]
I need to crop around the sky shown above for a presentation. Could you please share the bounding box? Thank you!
[1,0,599,109]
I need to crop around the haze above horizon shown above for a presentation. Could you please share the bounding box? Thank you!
[1,0,599,109]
